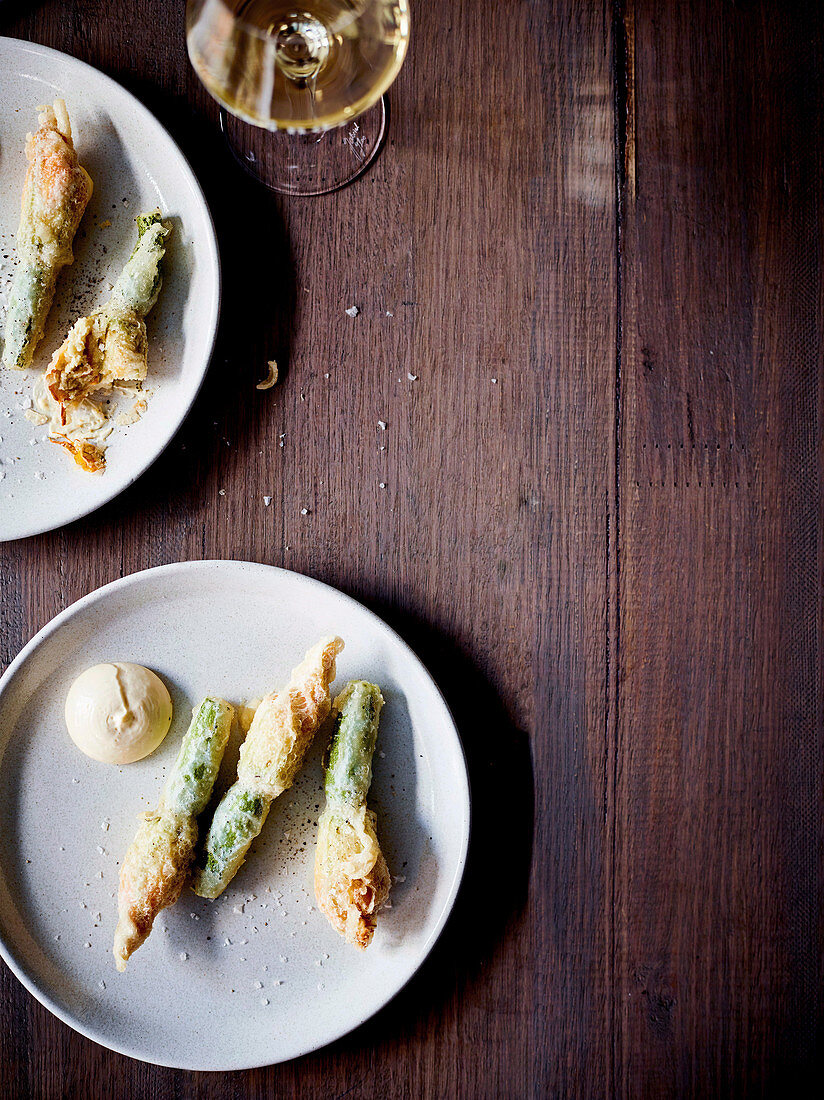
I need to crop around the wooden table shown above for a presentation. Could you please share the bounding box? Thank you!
[1,1,821,1095]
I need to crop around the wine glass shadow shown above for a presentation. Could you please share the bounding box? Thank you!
[312,601,535,1054]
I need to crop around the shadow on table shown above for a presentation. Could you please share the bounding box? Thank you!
[317,603,536,1053]
[0,1,47,26]
[59,80,299,536]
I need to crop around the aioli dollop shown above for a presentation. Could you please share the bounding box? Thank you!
[64,662,173,764]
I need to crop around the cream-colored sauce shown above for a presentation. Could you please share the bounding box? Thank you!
[64,662,173,764]
[31,375,147,465]
[32,374,114,444]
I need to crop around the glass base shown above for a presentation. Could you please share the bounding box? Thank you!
[219,98,388,196]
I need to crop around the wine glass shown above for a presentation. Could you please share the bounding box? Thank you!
[186,0,410,195]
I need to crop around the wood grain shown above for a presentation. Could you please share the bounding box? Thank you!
[0,0,822,1097]
[0,1,616,1097]
[616,0,823,1095]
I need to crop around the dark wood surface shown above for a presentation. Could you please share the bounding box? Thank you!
[0,1,821,1096]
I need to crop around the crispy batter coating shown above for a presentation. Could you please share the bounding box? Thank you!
[112,697,233,970]
[236,636,344,798]
[22,101,93,270]
[314,804,391,949]
[2,101,93,371]
[43,213,168,408]
[315,681,390,948]
[113,811,197,972]
[44,308,147,405]
[192,636,344,899]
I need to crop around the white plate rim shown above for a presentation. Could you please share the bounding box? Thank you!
[0,559,471,1069]
[0,36,221,543]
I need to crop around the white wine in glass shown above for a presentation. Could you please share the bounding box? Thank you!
[186,0,410,194]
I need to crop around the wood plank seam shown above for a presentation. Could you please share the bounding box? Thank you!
[610,1,634,1097]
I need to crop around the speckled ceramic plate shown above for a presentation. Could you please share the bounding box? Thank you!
[0,38,220,541]
[0,561,470,1069]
